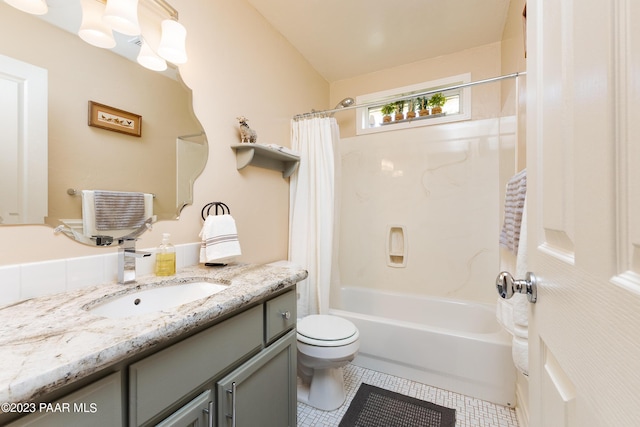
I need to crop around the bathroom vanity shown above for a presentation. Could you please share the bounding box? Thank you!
[0,263,305,427]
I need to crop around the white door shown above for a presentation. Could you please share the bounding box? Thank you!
[0,54,47,224]
[526,0,640,426]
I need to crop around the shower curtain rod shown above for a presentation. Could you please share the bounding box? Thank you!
[293,71,527,119]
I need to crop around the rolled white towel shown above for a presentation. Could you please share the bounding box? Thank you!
[512,293,529,328]
[512,335,529,376]
[496,298,515,333]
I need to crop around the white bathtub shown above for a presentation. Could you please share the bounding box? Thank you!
[329,286,516,406]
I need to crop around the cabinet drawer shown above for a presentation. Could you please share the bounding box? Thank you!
[129,305,262,426]
[265,290,296,344]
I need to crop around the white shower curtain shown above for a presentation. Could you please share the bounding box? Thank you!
[289,116,341,317]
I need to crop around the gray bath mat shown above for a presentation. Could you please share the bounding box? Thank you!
[339,383,456,427]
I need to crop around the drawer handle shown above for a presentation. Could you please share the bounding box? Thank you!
[280,311,291,320]
[203,401,214,427]
[226,381,237,427]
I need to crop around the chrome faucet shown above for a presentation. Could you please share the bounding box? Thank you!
[117,237,151,284]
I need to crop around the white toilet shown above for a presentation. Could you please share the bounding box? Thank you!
[296,314,360,411]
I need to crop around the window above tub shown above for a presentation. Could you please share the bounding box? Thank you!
[355,73,472,135]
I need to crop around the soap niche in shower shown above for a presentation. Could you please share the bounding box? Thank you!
[387,225,407,268]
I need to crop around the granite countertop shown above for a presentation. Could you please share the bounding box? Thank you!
[0,263,307,404]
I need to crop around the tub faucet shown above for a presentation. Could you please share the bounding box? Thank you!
[117,237,151,284]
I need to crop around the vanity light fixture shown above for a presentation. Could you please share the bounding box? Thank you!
[79,0,117,49]
[157,18,187,64]
[83,0,187,70]
[6,0,187,71]
[103,0,141,36]
[137,38,168,71]
[3,0,47,15]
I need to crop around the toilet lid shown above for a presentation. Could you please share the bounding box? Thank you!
[297,315,358,344]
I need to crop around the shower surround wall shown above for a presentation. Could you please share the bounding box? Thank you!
[335,117,512,304]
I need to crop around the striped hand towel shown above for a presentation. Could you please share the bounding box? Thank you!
[94,190,146,230]
[499,169,527,255]
[199,214,242,263]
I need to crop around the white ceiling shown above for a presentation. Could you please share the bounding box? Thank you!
[246,0,511,83]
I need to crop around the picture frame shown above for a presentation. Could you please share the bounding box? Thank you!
[88,101,142,137]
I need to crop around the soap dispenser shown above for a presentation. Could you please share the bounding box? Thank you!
[155,233,176,276]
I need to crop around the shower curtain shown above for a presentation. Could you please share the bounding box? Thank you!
[289,116,341,317]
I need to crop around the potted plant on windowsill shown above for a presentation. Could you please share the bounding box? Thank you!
[406,98,417,120]
[417,97,429,117]
[394,100,405,121]
[381,103,395,123]
[428,92,446,115]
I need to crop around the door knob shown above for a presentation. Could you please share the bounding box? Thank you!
[496,271,537,303]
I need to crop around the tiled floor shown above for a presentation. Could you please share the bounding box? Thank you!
[297,364,520,427]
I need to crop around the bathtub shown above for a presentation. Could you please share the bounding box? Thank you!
[329,286,516,406]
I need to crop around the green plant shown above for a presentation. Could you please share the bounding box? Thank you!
[381,103,395,116]
[394,100,405,113]
[428,92,446,108]
[407,98,416,112]
[416,97,429,110]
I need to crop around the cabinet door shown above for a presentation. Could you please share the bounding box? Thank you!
[156,390,213,427]
[217,330,296,427]
[8,372,123,427]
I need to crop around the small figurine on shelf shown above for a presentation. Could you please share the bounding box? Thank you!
[237,116,257,143]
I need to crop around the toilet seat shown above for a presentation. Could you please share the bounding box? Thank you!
[297,315,359,347]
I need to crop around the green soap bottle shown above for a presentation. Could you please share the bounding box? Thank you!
[155,233,176,276]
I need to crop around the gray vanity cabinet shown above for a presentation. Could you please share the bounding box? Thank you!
[217,330,297,427]
[133,288,297,427]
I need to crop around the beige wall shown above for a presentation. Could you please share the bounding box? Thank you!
[0,0,328,265]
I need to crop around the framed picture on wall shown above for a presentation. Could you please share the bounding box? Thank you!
[88,101,142,137]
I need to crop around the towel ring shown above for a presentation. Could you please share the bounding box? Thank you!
[201,202,230,220]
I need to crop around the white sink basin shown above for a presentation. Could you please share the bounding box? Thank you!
[87,282,228,319]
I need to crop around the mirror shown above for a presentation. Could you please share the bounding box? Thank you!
[0,1,207,245]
